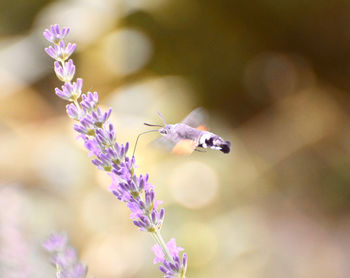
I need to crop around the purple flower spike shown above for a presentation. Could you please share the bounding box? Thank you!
[43,24,188,278]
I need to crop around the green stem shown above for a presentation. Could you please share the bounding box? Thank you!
[152,229,173,263]
[73,99,82,116]
[60,59,70,83]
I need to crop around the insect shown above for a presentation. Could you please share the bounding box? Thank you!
[133,108,231,156]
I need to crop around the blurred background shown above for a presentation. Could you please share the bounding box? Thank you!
[1,0,350,277]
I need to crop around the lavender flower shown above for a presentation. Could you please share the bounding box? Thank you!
[55,79,83,101]
[43,24,70,44]
[43,233,87,278]
[43,24,188,277]
[55,60,75,82]
[42,232,68,252]
[45,40,76,61]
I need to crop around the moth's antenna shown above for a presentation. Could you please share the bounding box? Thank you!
[157,111,167,126]
[144,123,163,127]
[133,129,159,157]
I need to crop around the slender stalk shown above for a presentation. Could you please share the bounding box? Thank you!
[73,99,82,116]
[152,229,173,262]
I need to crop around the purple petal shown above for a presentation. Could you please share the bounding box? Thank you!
[51,246,77,267]
[159,265,169,274]
[166,238,184,259]
[45,46,57,59]
[152,244,165,264]
[182,253,188,268]
[66,263,87,278]
[66,103,80,120]
[151,211,156,223]
[159,208,165,221]
[43,29,53,42]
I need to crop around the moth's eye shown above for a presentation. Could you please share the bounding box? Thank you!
[160,129,168,135]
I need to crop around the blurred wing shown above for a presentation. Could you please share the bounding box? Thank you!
[151,136,196,155]
[151,136,176,152]
[181,108,208,130]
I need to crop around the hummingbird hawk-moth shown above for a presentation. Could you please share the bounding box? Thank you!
[133,108,231,156]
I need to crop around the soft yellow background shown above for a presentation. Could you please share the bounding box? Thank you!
[1,0,350,277]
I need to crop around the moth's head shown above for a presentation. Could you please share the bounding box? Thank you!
[159,125,171,136]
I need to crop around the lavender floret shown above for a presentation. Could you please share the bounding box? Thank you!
[43,24,70,44]
[55,79,82,101]
[42,232,68,252]
[45,41,76,61]
[54,60,75,82]
[66,103,80,120]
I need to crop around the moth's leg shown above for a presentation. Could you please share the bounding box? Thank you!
[194,148,207,152]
